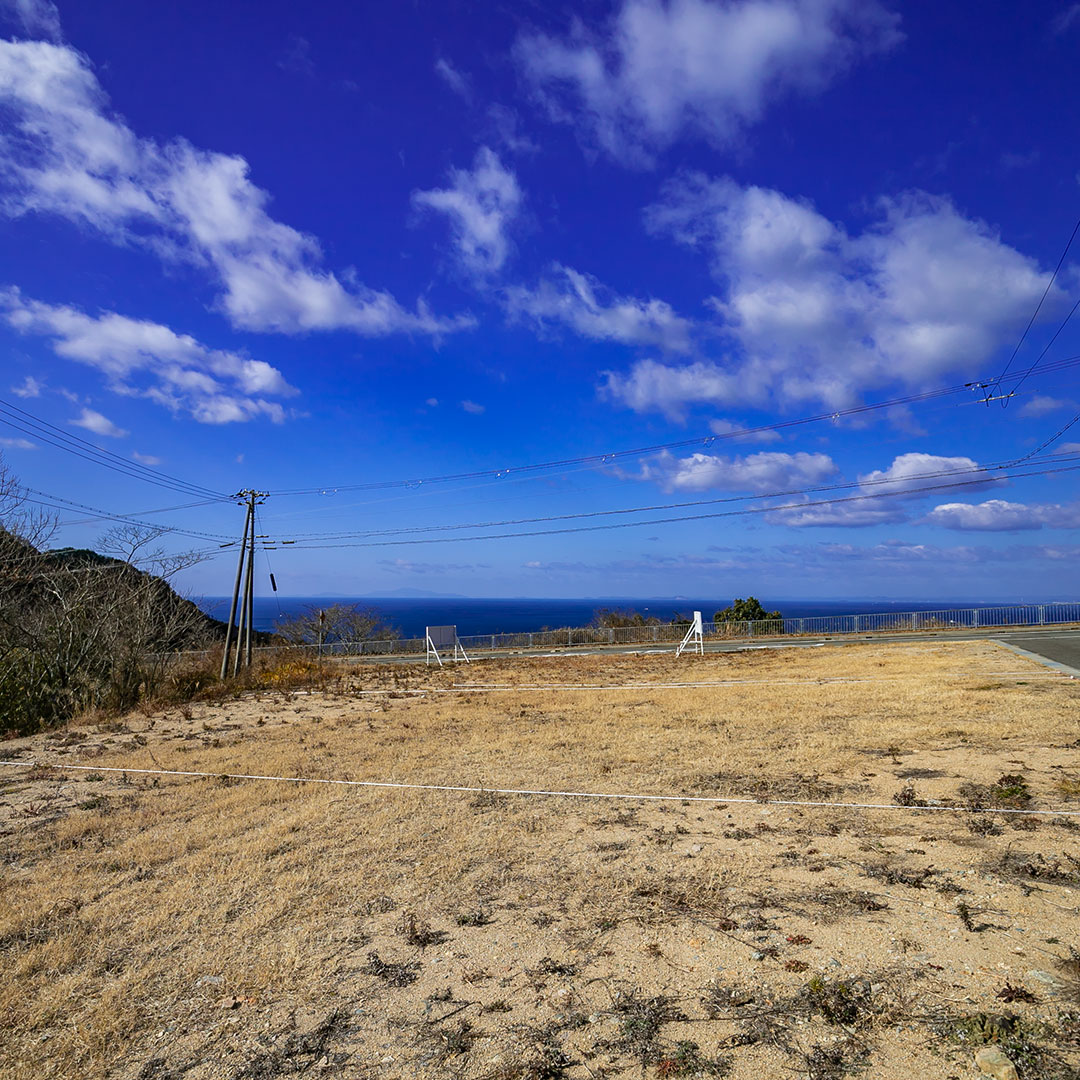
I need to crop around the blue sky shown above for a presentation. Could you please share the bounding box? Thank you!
[1,0,1079,601]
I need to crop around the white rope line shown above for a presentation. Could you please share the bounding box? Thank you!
[347,671,1066,695]
[3,760,1078,817]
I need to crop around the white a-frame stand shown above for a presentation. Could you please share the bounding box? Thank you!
[676,610,704,657]
[426,625,471,666]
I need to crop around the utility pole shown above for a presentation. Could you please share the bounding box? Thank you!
[220,490,267,679]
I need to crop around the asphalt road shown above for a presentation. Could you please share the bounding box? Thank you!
[997,630,1080,674]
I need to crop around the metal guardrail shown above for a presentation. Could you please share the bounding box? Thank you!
[201,601,1080,661]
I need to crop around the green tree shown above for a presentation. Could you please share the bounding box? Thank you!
[713,597,783,624]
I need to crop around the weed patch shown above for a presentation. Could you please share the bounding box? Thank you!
[361,951,420,987]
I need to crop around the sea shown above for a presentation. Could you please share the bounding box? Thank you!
[192,596,1038,639]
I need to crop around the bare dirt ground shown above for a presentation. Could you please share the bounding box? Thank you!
[2,640,1080,1080]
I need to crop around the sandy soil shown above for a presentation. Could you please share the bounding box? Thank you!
[1,640,1079,1080]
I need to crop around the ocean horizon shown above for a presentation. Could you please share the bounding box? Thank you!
[191,595,1074,639]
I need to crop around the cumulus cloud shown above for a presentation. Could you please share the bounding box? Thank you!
[461,399,485,414]
[640,448,836,492]
[0,435,35,448]
[770,452,997,527]
[131,450,162,465]
[0,288,297,423]
[413,147,521,276]
[608,178,1055,415]
[0,40,471,337]
[70,407,126,438]
[925,499,1080,532]
[507,264,692,350]
[516,0,900,162]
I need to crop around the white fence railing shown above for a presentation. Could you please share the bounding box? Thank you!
[227,601,1080,660]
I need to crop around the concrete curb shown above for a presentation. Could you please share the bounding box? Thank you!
[994,640,1080,677]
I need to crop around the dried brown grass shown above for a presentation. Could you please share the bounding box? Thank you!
[1,640,1079,1079]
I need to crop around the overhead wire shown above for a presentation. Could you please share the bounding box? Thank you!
[1006,294,1080,405]
[992,214,1080,397]
[56,496,230,528]
[0,397,228,499]
[256,461,1080,552]
[18,487,235,542]
[263,361,1080,498]
[253,450,1080,544]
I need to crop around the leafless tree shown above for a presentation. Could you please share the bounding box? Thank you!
[0,456,215,734]
[274,603,399,647]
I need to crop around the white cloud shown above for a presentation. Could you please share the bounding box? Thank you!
[434,57,471,100]
[0,0,60,41]
[1051,3,1080,33]
[131,450,161,465]
[641,448,836,492]
[0,288,297,423]
[70,407,126,438]
[10,373,41,397]
[278,35,314,77]
[507,264,692,350]
[516,0,900,162]
[926,499,1080,532]
[609,177,1052,416]
[486,104,540,155]
[708,417,781,443]
[461,399,485,414]
[425,396,439,407]
[1019,393,1073,417]
[413,147,521,276]
[0,435,35,448]
[770,452,998,527]
[0,40,471,337]
[856,452,990,495]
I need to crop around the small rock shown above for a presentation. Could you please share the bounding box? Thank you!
[750,951,765,961]
[195,975,223,987]
[1027,969,1062,988]
[689,844,703,854]
[975,1045,1018,1080]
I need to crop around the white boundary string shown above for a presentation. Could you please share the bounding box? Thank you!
[2,760,1078,817]
[346,671,1067,695]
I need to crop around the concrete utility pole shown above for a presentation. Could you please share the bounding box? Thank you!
[220,490,267,679]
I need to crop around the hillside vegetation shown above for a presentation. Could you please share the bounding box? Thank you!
[0,460,220,735]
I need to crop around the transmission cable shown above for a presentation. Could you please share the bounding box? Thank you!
[260,450,1080,544]
[263,461,1080,552]
[263,357,1080,498]
[992,214,1080,397]
[18,487,234,542]
[0,397,228,499]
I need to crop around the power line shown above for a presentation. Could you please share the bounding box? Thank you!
[18,487,234,542]
[257,461,1080,552]
[0,397,227,500]
[992,214,1080,395]
[255,450,1080,544]
[56,496,228,527]
[1006,295,1080,404]
[263,358,1080,499]
[1007,412,1080,465]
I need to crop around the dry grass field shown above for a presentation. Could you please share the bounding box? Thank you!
[2,640,1080,1080]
